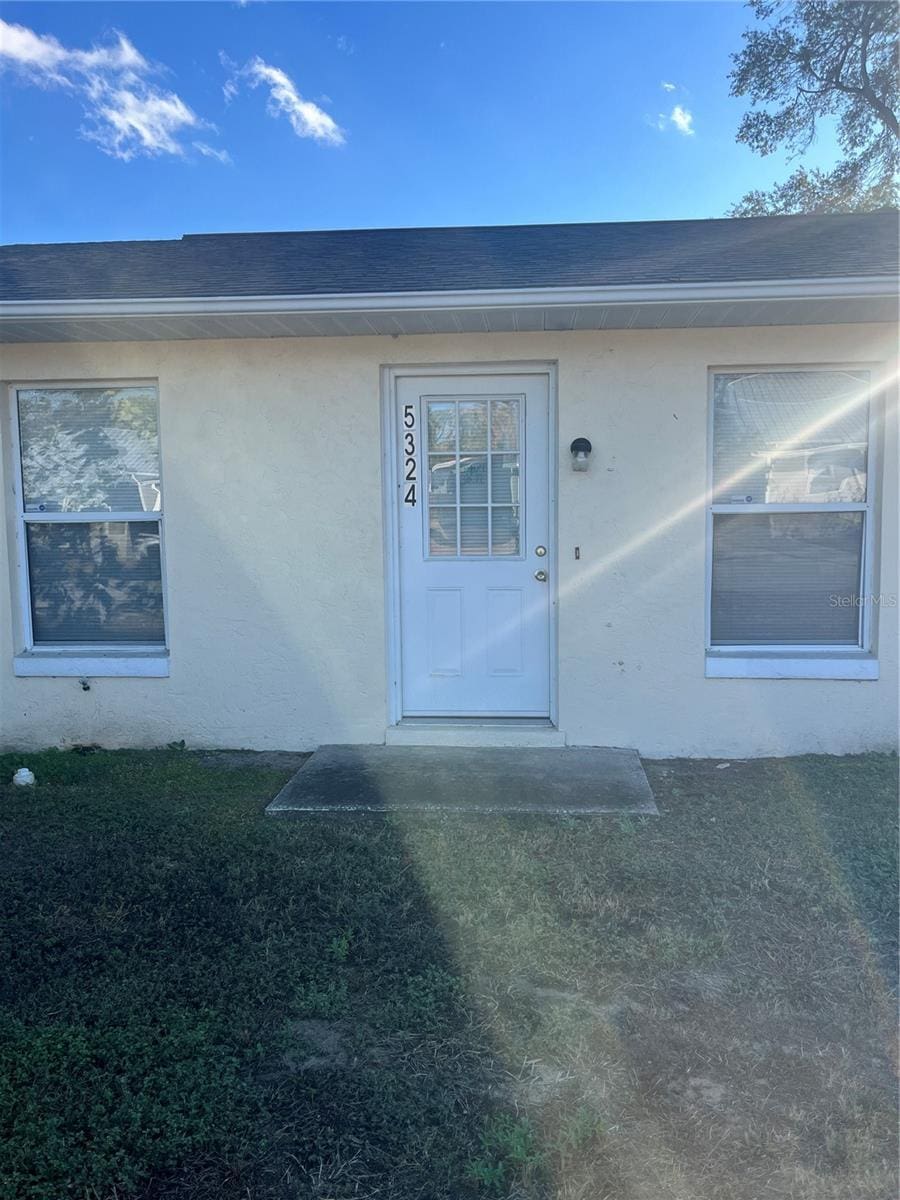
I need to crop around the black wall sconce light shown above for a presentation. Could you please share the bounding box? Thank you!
[570,437,592,472]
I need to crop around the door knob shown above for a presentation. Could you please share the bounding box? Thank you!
[534,569,548,582]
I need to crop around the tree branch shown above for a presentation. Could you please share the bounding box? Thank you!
[856,10,900,137]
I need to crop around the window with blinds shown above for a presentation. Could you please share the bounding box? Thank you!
[14,385,166,647]
[708,369,871,648]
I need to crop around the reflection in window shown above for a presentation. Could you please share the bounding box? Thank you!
[26,523,165,644]
[712,371,868,504]
[15,386,166,647]
[425,397,522,557]
[709,370,871,648]
[18,387,161,514]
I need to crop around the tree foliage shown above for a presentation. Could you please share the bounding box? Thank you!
[729,1,899,215]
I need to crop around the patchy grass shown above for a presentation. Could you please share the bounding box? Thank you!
[0,748,896,1200]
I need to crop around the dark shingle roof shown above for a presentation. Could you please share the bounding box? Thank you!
[1,212,897,302]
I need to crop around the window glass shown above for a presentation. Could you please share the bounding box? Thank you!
[711,512,863,645]
[427,455,456,504]
[491,454,520,504]
[428,509,457,556]
[712,371,869,504]
[18,387,161,514]
[26,522,165,644]
[459,401,489,451]
[460,507,489,555]
[490,399,520,450]
[427,402,455,453]
[491,508,520,556]
[459,456,488,503]
[424,395,523,558]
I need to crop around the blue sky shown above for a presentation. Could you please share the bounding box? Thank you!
[0,2,838,244]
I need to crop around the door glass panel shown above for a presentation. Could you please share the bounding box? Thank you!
[428,455,457,503]
[491,454,519,504]
[490,399,520,450]
[459,401,489,451]
[460,507,489,555]
[421,394,525,559]
[429,508,458,556]
[491,507,520,555]
[427,402,456,452]
[459,456,488,503]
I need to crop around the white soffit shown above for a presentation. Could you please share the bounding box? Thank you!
[0,278,896,343]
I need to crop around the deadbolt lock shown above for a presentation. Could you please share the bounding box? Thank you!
[535,545,547,557]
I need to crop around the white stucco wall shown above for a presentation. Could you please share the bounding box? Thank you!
[1,324,897,758]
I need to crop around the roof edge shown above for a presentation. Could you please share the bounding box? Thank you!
[4,208,897,250]
[1,275,896,320]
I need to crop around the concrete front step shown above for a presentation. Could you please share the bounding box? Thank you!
[266,744,658,816]
[385,721,567,749]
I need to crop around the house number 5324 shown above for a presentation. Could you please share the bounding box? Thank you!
[402,403,417,505]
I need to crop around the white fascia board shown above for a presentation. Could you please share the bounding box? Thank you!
[0,275,896,321]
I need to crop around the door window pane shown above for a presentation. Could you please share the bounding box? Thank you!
[26,521,165,644]
[712,371,869,504]
[428,455,457,503]
[428,509,458,556]
[490,399,520,450]
[491,454,520,504]
[427,402,456,453]
[460,508,489,555]
[459,401,489,451]
[491,508,520,556]
[710,512,863,645]
[18,387,161,513]
[459,456,488,503]
[422,395,525,559]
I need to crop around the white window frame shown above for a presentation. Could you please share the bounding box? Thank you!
[704,363,881,681]
[7,380,169,677]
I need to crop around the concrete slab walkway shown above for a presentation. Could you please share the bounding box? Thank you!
[266,745,658,816]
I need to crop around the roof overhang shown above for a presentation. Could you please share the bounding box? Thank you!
[1,275,896,343]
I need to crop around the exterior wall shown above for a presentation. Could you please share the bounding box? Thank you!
[1,324,896,758]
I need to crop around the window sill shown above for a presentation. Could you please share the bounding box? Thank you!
[705,651,878,680]
[14,651,169,678]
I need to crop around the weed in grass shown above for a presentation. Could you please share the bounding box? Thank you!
[466,1113,545,1194]
[327,929,353,962]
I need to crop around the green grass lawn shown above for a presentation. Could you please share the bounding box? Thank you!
[1,749,897,1200]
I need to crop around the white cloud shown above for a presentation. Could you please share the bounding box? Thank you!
[195,140,233,165]
[86,87,199,158]
[669,104,694,135]
[0,17,227,162]
[655,104,695,136]
[335,35,355,56]
[232,55,345,145]
[661,80,676,92]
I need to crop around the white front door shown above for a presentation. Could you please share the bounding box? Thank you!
[396,370,552,717]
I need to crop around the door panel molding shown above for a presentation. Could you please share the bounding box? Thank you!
[381,361,558,727]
